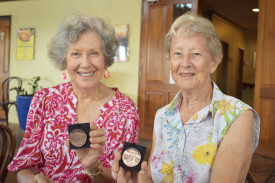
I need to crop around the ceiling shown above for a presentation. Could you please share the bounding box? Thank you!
[200,0,259,30]
[0,0,259,30]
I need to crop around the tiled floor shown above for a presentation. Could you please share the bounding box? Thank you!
[2,122,275,183]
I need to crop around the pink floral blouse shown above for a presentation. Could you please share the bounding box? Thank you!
[8,82,139,183]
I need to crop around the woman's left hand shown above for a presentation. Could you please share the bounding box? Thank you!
[66,123,106,170]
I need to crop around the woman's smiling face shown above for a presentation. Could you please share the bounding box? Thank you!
[169,28,220,91]
[66,30,106,91]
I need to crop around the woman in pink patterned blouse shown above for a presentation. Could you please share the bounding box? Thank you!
[8,14,139,183]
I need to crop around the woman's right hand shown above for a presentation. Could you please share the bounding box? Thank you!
[66,123,106,172]
[111,151,152,183]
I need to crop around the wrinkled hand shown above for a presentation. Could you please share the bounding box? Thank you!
[111,151,151,183]
[111,151,137,183]
[66,123,106,169]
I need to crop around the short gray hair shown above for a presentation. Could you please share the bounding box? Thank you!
[48,14,119,70]
[165,12,223,60]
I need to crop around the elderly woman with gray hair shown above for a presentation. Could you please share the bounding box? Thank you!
[8,14,139,183]
[112,12,260,183]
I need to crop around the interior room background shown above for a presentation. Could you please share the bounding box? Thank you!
[0,0,256,126]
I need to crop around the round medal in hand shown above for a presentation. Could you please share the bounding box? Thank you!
[69,129,87,147]
[122,147,141,167]
[119,141,147,172]
[67,123,91,149]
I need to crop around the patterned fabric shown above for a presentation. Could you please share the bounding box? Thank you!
[8,82,139,183]
[151,82,260,183]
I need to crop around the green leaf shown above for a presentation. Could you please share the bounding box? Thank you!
[224,113,230,124]
[229,110,236,118]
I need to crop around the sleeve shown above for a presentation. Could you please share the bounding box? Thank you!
[100,96,140,168]
[218,98,260,152]
[8,90,48,171]
[251,109,260,152]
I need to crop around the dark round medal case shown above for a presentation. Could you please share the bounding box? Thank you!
[119,141,147,172]
[68,123,91,149]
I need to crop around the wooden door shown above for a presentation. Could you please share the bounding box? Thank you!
[254,0,275,159]
[0,16,10,119]
[236,48,244,99]
[215,41,229,93]
[138,0,198,140]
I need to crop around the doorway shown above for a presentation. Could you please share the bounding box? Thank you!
[0,16,11,120]
[236,48,244,99]
[215,41,229,93]
[138,0,198,140]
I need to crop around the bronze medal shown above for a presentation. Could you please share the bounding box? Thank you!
[122,147,141,167]
[69,129,87,147]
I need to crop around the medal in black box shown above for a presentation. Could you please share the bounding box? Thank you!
[119,141,147,172]
[67,123,91,149]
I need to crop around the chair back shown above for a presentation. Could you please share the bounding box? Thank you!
[0,77,22,126]
[0,124,16,183]
[1,76,22,105]
[246,171,256,183]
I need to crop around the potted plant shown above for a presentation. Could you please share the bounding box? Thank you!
[16,76,42,130]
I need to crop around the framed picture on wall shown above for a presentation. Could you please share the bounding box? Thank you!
[114,24,129,62]
[16,28,35,60]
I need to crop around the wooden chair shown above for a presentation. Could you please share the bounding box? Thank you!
[246,171,256,183]
[0,77,22,126]
[0,124,16,183]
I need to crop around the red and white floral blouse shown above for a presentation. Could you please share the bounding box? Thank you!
[8,82,139,183]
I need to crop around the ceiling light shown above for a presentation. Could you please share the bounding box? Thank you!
[252,8,259,12]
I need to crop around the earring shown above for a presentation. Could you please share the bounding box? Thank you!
[104,70,110,79]
[62,71,67,80]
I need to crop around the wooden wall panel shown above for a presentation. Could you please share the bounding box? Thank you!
[258,100,274,141]
[261,1,275,86]
[254,0,275,159]
[260,87,275,99]
[261,37,275,86]
[145,92,165,128]
[140,91,166,139]
[146,5,168,83]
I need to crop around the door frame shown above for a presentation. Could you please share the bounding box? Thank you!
[138,0,198,139]
[0,16,11,121]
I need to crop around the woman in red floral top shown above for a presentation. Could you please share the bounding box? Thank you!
[8,14,139,183]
